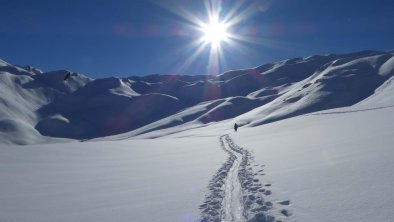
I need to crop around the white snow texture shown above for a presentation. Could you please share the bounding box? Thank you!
[1,50,394,222]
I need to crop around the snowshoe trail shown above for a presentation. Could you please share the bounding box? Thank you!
[199,134,290,222]
[221,135,244,222]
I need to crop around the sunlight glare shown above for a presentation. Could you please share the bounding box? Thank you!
[153,0,272,75]
[202,19,229,48]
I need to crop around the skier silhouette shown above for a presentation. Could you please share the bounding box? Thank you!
[64,72,71,81]
[234,123,238,132]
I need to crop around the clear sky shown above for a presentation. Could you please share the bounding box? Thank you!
[1,0,394,78]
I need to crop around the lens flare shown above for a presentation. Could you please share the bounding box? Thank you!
[153,0,275,75]
[201,18,229,48]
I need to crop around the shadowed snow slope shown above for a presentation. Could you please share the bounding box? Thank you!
[0,59,90,144]
[1,50,394,144]
[97,50,394,141]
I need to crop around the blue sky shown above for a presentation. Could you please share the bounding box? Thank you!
[1,0,394,78]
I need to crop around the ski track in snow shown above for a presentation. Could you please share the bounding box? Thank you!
[199,134,290,222]
[222,135,244,222]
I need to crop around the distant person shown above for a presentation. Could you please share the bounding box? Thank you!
[64,72,71,81]
[234,123,238,132]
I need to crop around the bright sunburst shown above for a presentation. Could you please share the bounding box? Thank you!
[154,1,274,75]
[201,18,229,48]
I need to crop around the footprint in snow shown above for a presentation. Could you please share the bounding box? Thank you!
[280,209,291,217]
[278,200,291,206]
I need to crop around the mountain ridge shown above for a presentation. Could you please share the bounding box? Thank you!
[1,50,393,144]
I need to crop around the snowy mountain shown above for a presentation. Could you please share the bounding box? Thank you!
[98,50,394,140]
[0,59,91,144]
[1,51,394,222]
[1,50,394,144]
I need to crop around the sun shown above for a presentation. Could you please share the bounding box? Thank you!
[201,18,229,48]
[153,0,271,74]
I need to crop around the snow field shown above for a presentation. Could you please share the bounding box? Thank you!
[1,102,393,222]
[1,50,394,222]
[232,105,394,222]
[0,138,226,222]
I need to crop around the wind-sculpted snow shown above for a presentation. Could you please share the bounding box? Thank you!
[0,63,90,144]
[199,135,290,222]
[1,50,394,143]
[104,50,394,142]
[236,51,394,127]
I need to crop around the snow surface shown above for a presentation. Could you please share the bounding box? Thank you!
[0,138,226,222]
[0,61,90,144]
[1,100,393,221]
[1,50,394,221]
[232,105,394,222]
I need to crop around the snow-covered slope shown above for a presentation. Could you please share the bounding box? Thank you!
[1,93,393,222]
[230,104,394,222]
[235,51,394,127]
[1,50,394,144]
[1,51,394,222]
[101,50,394,141]
[0,59,90,144]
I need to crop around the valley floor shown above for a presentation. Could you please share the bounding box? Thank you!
[1,104,394,222]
